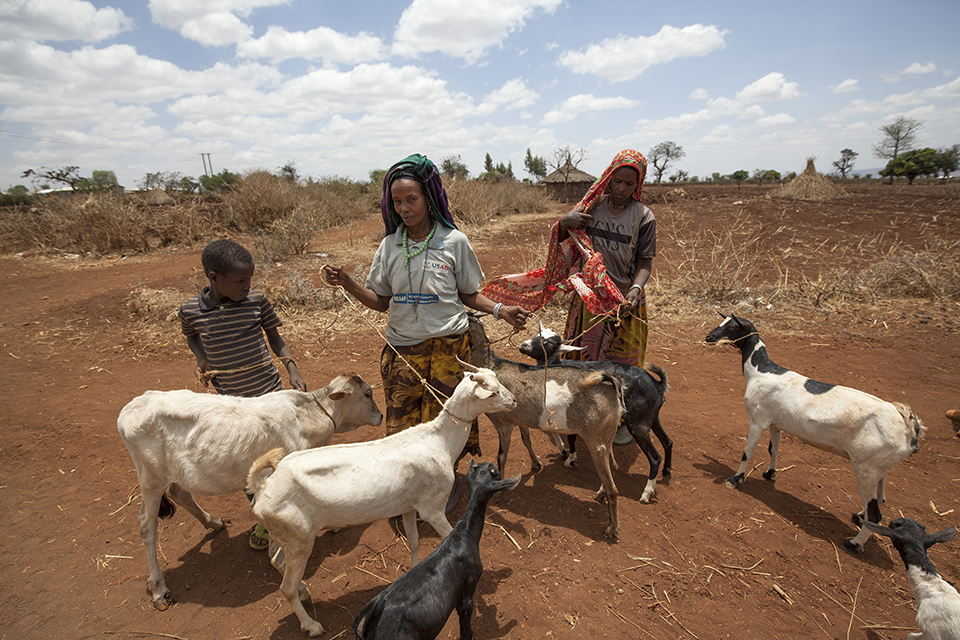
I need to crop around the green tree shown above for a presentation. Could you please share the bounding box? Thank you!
[874,116,922,184]
[672,169,689,183]
[731,169,749,188]
[524,148,547,181]
[199,169,238,192]
[935,144,960,179]
[649,141,685,184]
[832,149,858,179]
[278,160,300,183]
[440,155,469,180]
[484,153,494,173]
[368,168,386,188]
[763,169,781,184]
[1,184,33,205]
[881,147,938,184]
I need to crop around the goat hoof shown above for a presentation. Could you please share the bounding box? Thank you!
[209,518,227,532]
[851,512,864,526]
[303,620,325,637]
[152,592,175,611]
[724,480,739,490]
[762,469,776,481]
[842,540,863,553]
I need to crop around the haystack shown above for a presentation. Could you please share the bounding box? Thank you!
[144,188,175,205]
[774,158,847,201]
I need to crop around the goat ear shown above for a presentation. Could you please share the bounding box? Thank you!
[929,525,958,545]
[559,344,583,354]
[732,315,745,328]
[457,356,479,372]
[717,311,727,319]
[863,521,895,537]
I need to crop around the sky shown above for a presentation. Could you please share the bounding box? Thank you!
[1,0,959,191]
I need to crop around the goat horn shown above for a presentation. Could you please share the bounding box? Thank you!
[456,356,479,372]
[733,315,745,328]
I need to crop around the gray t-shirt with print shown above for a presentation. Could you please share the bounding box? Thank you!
[584,196,656,294]
[366,224,485,346]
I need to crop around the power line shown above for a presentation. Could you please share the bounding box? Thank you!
[0,129,116,150]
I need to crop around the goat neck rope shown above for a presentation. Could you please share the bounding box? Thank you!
[442,405,473,425]
[312,393,338,427]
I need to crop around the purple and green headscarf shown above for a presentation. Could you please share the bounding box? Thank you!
[380,153,457,235]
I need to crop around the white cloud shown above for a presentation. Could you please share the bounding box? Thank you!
[541,94,639,124]
[0,0,133,42]
[689,88,709,100]
[147,0,285,46]
[179,12,252,46]
[391,0,562,64]
[882,61,938,83]
[756,112,795,128]
[831,79,859,94]
[476,77,539,116]
[237,25,387,64]
[558,24,727,83]
[736,72,801,103]
[147,0,286,28]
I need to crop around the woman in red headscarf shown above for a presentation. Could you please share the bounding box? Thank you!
[559,149,655,443]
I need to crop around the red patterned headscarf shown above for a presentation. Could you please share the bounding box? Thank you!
[575,148,647,213]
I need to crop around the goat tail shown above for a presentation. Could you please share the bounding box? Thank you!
[643,363,670,396]
[246,447,287,499]
[352,595,386,640]
[891,401,926,451]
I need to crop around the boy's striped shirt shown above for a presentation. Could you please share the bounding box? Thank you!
[179,289,283,397]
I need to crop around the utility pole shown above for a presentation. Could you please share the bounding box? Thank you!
[200,153,212,177]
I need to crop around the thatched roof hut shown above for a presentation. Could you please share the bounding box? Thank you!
[542,160,596,203]
[774,158,847,201]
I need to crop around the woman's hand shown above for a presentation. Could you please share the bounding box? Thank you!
[558,210,593,240]
[322,264,350,287]
[622,289,642,314]
[500,305,528,330]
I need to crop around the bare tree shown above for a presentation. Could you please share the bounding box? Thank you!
[648,141,685,184]
[873,116,922,183]
[832,149,858,179]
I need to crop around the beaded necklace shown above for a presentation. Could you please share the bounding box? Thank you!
[403,221,437,320]
[403,221,436,265]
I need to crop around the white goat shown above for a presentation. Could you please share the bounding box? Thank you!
[865,518,960,639]
[117,373,382,610]
[246,363,516,637]
[705,314,924,550]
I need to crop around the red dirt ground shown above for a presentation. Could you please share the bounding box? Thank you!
[1,184,958,640]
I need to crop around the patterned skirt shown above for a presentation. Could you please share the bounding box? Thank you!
[380,331,481,456]
[564,289,648,366]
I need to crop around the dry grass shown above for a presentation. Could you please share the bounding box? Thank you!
[774,157,848,201]
[447,180,553,230]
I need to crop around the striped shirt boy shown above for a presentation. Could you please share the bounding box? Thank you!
[179,289,284,397]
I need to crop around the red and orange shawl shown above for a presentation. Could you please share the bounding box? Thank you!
[482,149,648,314]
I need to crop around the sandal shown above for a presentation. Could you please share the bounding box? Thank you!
[613,431,633,446]
[249,522,269,550]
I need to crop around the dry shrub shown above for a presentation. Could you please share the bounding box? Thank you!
[126,285,183,323]
[657,208,776,304]
[446,180,552,229]
[797,237,960,307]
[227,172,375,262]
[0,193,213,254]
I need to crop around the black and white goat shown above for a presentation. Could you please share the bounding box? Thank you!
[705,313,925,550]
[865,518,960,639]
[518,327,672,504]
[353,461,521,640]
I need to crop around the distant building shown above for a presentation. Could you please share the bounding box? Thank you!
[541,161,596,203]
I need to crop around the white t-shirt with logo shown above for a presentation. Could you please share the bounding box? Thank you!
[367,224,485,346]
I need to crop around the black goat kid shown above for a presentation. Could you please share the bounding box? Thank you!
[353,461,521,640]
